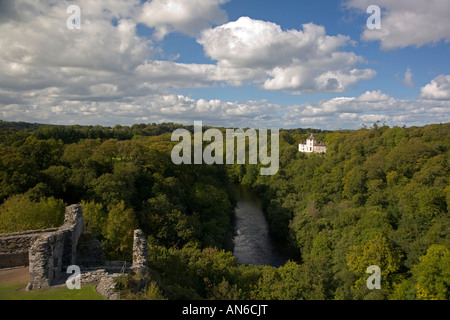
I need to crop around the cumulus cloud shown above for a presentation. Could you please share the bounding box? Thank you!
[0,1,447,131]
[138,0,229,40]
[358,90,392,102]
[420,75,450,100]
[402,68,416,88]
[282,83,450,129]
[345,0,450,50]
[198,17,376,93]
[1,92,284,129]
[287,91,394,120]
[0,4,377,120]
[282,92,450,130]
[2,86,449,130]
[0,0,153,91]
[0,1,226,105]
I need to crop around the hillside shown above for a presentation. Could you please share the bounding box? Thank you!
[0,121,448,300]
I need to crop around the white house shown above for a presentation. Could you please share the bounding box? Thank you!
[299,134,327,154]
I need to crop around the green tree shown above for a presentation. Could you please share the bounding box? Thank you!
[61,139,101,170]
[18,136,64,170]
[346,234,403,299]
[90,173,124,205]
[0,147,39,201]
[207,278,241,300]
[342,166,367,205]
[412,245,450,300]
[103,201,138,260]
[42,165,70,199]
[0,194,65,233]
[154,210,195,248]
[80,200,107,238]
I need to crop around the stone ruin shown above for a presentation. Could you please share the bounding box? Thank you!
[0,205,149,299]
[131,229,149,274]
[28,204,85,290]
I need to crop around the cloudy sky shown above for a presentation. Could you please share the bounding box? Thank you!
[0,0,449,130]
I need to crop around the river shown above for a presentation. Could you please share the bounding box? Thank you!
[232,186,292,267]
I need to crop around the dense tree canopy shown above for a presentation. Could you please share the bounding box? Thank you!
[0,121,448,300]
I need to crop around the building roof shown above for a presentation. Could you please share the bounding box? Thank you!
[307,134,319,144]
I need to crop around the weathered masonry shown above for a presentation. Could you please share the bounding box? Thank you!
[27,204,84,290]
[131,229,149,274]
[0,204,150,296]
[0,228,59,270]
[0,205,102,290]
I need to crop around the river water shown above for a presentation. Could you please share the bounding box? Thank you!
[232,186,290,267]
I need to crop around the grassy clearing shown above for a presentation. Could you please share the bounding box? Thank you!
[0,283,104,300]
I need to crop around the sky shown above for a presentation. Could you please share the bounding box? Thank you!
[0,0,449,130]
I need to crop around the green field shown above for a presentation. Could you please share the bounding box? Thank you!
[0,283,104,300]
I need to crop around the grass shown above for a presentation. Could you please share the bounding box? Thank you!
[0,283,104,300]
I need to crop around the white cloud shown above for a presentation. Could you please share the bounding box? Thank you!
[281,83,450,129]
[198,17,376,94]
[0,1,447,131]
[0,0,153,91]
[134,60,218,89]
[402,68,416,88]
[345,0,450,50]
[290,93,395,119]
[420,75,450,100]
[0,92,285,129]
[139,0,229,40]
[0,3,378,118]
[0,0,227,104]
[358,90,391,102]
[2,86,449,130]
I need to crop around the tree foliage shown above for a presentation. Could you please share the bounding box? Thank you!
[0,121,448,300]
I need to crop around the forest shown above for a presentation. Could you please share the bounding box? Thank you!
[0,120,448,300]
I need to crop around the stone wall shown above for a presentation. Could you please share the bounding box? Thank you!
[0,229,58,269]
[60,204,84,267]
[0,205,99,290]
[94,272,122,300]
[28,232,63,289]
[0,204,151,298]
[27,204,84,290]
[131,229,148,274]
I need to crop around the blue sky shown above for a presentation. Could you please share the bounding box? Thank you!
[158,0,450,103]
[0,0,449,129]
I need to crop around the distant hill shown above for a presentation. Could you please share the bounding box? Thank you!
[0,120,187,144]
[0,120,53,131]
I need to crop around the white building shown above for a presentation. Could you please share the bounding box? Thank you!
[299,134,327,154]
